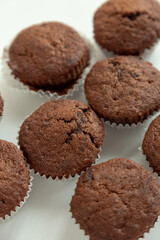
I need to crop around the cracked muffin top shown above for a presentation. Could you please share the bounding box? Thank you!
[94,0,160,55]
[70,158,160,240]
[0,140,30,219]
[85,56,160,125]
[8,22,89,90]
[18,99,105,179]
[142,115,160,175]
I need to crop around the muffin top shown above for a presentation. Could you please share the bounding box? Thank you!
[8,22,89,89]
[94,0,160,55]
[85,56,160,125]
[143,115,160,175]
[0,140,30,219]
[71,158,160,240]
[18,99,105,179]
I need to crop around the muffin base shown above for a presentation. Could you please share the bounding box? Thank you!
[0,167,33,223]
[94,35,159,58]
[139,112,160,175]
[101,109,160,130]
[20,149,101,181]
[69,210,160,240]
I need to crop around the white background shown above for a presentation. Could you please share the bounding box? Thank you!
[0,0,160,239]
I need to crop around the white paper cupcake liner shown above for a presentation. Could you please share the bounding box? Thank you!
[0,167,33,223]
[138,217,160,239]
[1,34,96,99]
[102,109,160,130]
[69,212,87,237]
[138,150,160,181]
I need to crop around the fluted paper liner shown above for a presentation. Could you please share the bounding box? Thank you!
[102,109,160,130]
[0,167,33,223]
[20,147,102,181]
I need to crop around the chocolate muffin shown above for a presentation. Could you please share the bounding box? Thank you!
[8,22,89,91]
[142,115,160,175]
[0,95,3,117]
[70,158,160,240]
[85,56,160,125]
[0,140,30,219]
[94,0,160,55]
[18,99,105,179]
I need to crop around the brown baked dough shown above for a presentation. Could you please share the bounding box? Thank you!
[71,158,160,240]
[85,56,160,125]
[0,140,30,219]
[18,99,105,179]
[94,0,160,55]
[0,95,3,117]
[143,115,160,175]
[8,22,89,90]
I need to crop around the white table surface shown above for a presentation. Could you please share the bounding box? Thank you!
[0,0,160,239]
